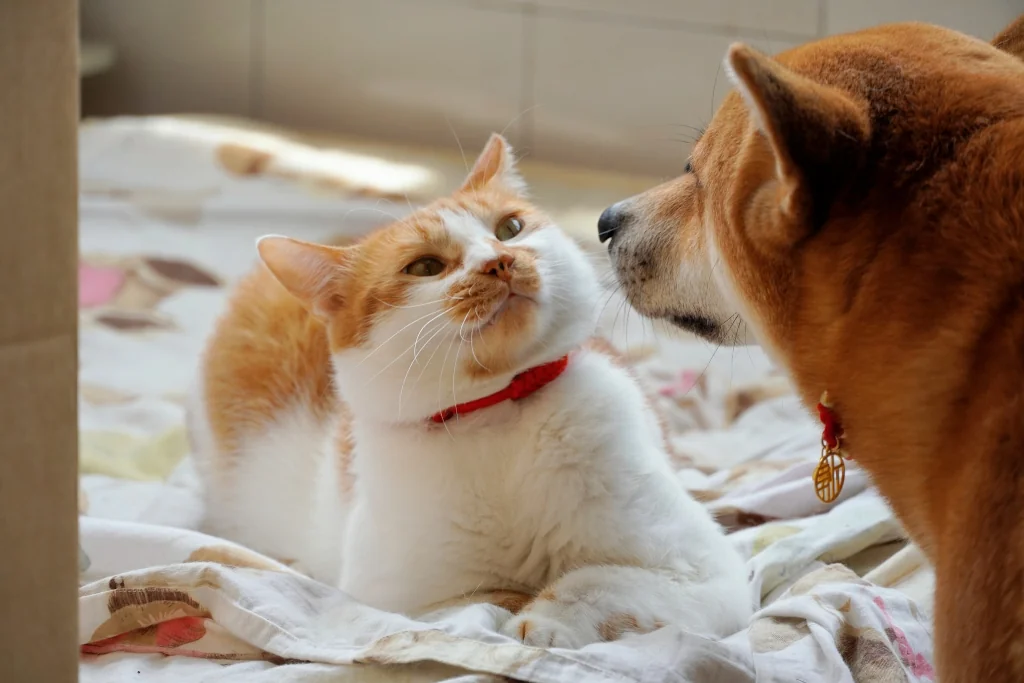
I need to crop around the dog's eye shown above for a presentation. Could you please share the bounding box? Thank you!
[684,160,693,174]
[495,215,524,242]
[403,257,445,277]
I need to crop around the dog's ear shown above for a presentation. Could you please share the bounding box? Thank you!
[725,44,870,243]
[993,15,1024,61]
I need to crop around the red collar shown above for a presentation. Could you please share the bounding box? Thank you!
[817,392,852,460]
[429,355,570,424]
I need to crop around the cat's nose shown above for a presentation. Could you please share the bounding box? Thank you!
[598,202,628,243]
[481,253,516,282]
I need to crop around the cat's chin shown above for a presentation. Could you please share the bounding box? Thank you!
[478,293,533,331]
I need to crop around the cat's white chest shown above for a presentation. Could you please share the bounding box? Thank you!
[342,410,605,607]
[338,353,667,613]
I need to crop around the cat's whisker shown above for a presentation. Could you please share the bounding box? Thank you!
[413,310,451,358]
[446,115,470,175]
[415,317,450,361]
[436,316,463,420]
[451,313,471,422]
[468,313,490,372]
[398,312,454,414]
[339,204,406,230]
[361,338,422,388]
[397,354,419,417]
[374,296,461,310]
[401,191,420,221]
[358,308,448,365]
[414,322,453,385]
[435,314,468,441]
[596,281,623,324]
[362,313,448,389]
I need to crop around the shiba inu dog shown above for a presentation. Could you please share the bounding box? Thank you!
[602,16,1024,683]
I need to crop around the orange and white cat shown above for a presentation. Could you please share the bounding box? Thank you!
[190,134,751,647]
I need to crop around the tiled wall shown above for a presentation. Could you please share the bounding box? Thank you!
[80,0,1022,175]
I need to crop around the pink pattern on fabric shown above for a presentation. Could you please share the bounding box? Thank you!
[79,263,125,308]
[81,616,207,656]
[659,370,700,398]
[874,596,935,679]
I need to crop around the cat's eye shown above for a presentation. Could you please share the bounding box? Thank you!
[684,159,693,174]
[495,215,524,242]
[403,257,446,277]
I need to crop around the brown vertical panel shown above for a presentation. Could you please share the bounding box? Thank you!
[0,0,79,681]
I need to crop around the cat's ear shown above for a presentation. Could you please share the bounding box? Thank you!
[460,133,527,194]
[256,235,351,318]
[725,43,869,238]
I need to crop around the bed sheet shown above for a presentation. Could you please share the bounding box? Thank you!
[78,117,935,682]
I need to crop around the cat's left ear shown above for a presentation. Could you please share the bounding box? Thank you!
[459,133,527,194]
[256,235,351,319]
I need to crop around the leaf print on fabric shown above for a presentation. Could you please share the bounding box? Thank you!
[749,616,810,653]
[79,253,223,335]
[80,383,138,406]
[874,596,935,679]
[788,565,869,597]
[658,370,704,399]
[713,506,779,533]
[90,587,210,643]
[80,427,189,481]
[217,142,274,176]
[186,545,290,572]
[752,524,802,556]
[357,629,543,672]
[143,257,220,287]
[79,263,125,308]
[94,311,173,331]
[836,622,910,683]
[83,616,208,654]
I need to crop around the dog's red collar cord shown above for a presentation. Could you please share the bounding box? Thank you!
[429,355,571,424]
[813,391,849,504]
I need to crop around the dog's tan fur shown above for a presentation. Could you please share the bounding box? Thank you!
[607,16,1024,683]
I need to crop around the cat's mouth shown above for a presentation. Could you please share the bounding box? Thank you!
[477,291,534,331]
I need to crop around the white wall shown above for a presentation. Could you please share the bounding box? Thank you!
[81,0,1023,175]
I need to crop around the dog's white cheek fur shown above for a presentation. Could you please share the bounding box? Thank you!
[702,217,767,348]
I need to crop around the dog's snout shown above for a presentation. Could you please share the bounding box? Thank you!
[597,202,628,243]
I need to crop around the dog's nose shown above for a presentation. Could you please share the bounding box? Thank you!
[598,203,626,243]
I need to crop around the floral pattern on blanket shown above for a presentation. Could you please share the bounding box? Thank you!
[80,254,221,333]
[78,117,935,683]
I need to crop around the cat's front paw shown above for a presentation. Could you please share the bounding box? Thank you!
[501,592,659,649]
[501,612,590,649]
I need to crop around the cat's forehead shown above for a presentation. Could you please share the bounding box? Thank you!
[376,189,541,247]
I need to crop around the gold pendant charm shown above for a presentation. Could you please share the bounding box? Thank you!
[813,446,846,503]
[813,391,847,504]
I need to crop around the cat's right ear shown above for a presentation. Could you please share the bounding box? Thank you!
[256,235,350,318]
[459,133,527,194]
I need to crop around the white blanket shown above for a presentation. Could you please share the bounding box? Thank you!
[78,117,936,682]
